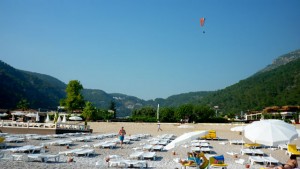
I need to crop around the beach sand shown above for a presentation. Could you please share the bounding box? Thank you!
[1,122,299,169]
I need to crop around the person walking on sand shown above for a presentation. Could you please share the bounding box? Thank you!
[118,127,126,148]
[157,121,163,131]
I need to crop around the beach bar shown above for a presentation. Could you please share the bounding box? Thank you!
[0,121,92,134]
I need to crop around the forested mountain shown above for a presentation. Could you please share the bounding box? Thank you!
[0,49,299,117]
[0,61,65,109]
[198,49,300,114]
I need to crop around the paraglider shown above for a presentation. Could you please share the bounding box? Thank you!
[200,17,205,33]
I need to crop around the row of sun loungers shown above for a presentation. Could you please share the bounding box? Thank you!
[129,151,156,160]
[240,148,264,156]
[58,148,95,157]
[248,155,279,165]
[6,145,44,153]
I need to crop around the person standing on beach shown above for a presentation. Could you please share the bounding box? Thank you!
[118,127,126,148]
[157,121,163,131]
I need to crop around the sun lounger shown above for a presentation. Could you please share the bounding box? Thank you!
[241,148,263,156]
[191,147,201,152]
[59,148,83,156]
[6,145,43,153]
[129,151,144,159]
[142,144,153,151]
[0,137,7,149]
[74,149,95,157]
[123,160,148,168]
[152,145,164,151]
[229,140,245,145]
[249,156,264,165]
[287,144,300,156]
[93,141,108,148]
[262,156,279,165]
[200,147,211,154]
[5,137,25,143]
[27,154,60,163]
[244,143,262,149]
[141,152,156,160]
[101,142,116,149]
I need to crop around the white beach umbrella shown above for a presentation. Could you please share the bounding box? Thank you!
[12,111,25,116]
[36,112,40,122]
[244,119,298,146]
[0,113,8,117]
[69,116,82,121]
[26,113,36,117]
[57,116,61,123]
[164,130,208,150]
[0,113,8,120]
[62,114,67,123]
[45,113,50,123]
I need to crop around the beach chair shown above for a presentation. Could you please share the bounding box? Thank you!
[244,143,262,149]
[201,130,219,140]
[262,155,279,166]
[208,155,228,168]
[152,145,164,151]
[123,160,148,168]
[248,156,264,165]
[129,151,144,160]
[141,152,156,160]
[74,149,95,157]
[287,144,300,156]
[142,144,153,151]
[0,151,13,161]
[0,137,7,149]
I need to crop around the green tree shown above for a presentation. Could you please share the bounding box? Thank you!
[160,107,176,122]
[174,104,194,122]
[82,101,96,122]
[62,80,85,113]
[109,101,117,119]
[16,98,30,110]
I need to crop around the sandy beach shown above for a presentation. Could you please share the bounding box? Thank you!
[1,122,299,169]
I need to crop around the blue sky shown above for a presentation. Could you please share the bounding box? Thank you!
[1,0,300,100]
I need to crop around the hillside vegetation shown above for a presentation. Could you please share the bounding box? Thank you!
[0,49,299,117]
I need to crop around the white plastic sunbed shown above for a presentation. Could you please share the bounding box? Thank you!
[129,151,144,159]
[241,148,264,156]
[101,142,116,149]
[59,148,83,156]
[93,141,108,148]
[74,149,95,157]
[141,152,156,160]
[27,153,60,163]
[142,144,153,151]
[262,156,279,165]
[152,145,164,151]
[249,156,264,165]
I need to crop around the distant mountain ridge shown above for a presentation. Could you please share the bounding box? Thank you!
[0,48,300,116]
[258,49,300,73]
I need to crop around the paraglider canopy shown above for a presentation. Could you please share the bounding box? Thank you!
[200,17,206,33]
[200,17,205,27]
